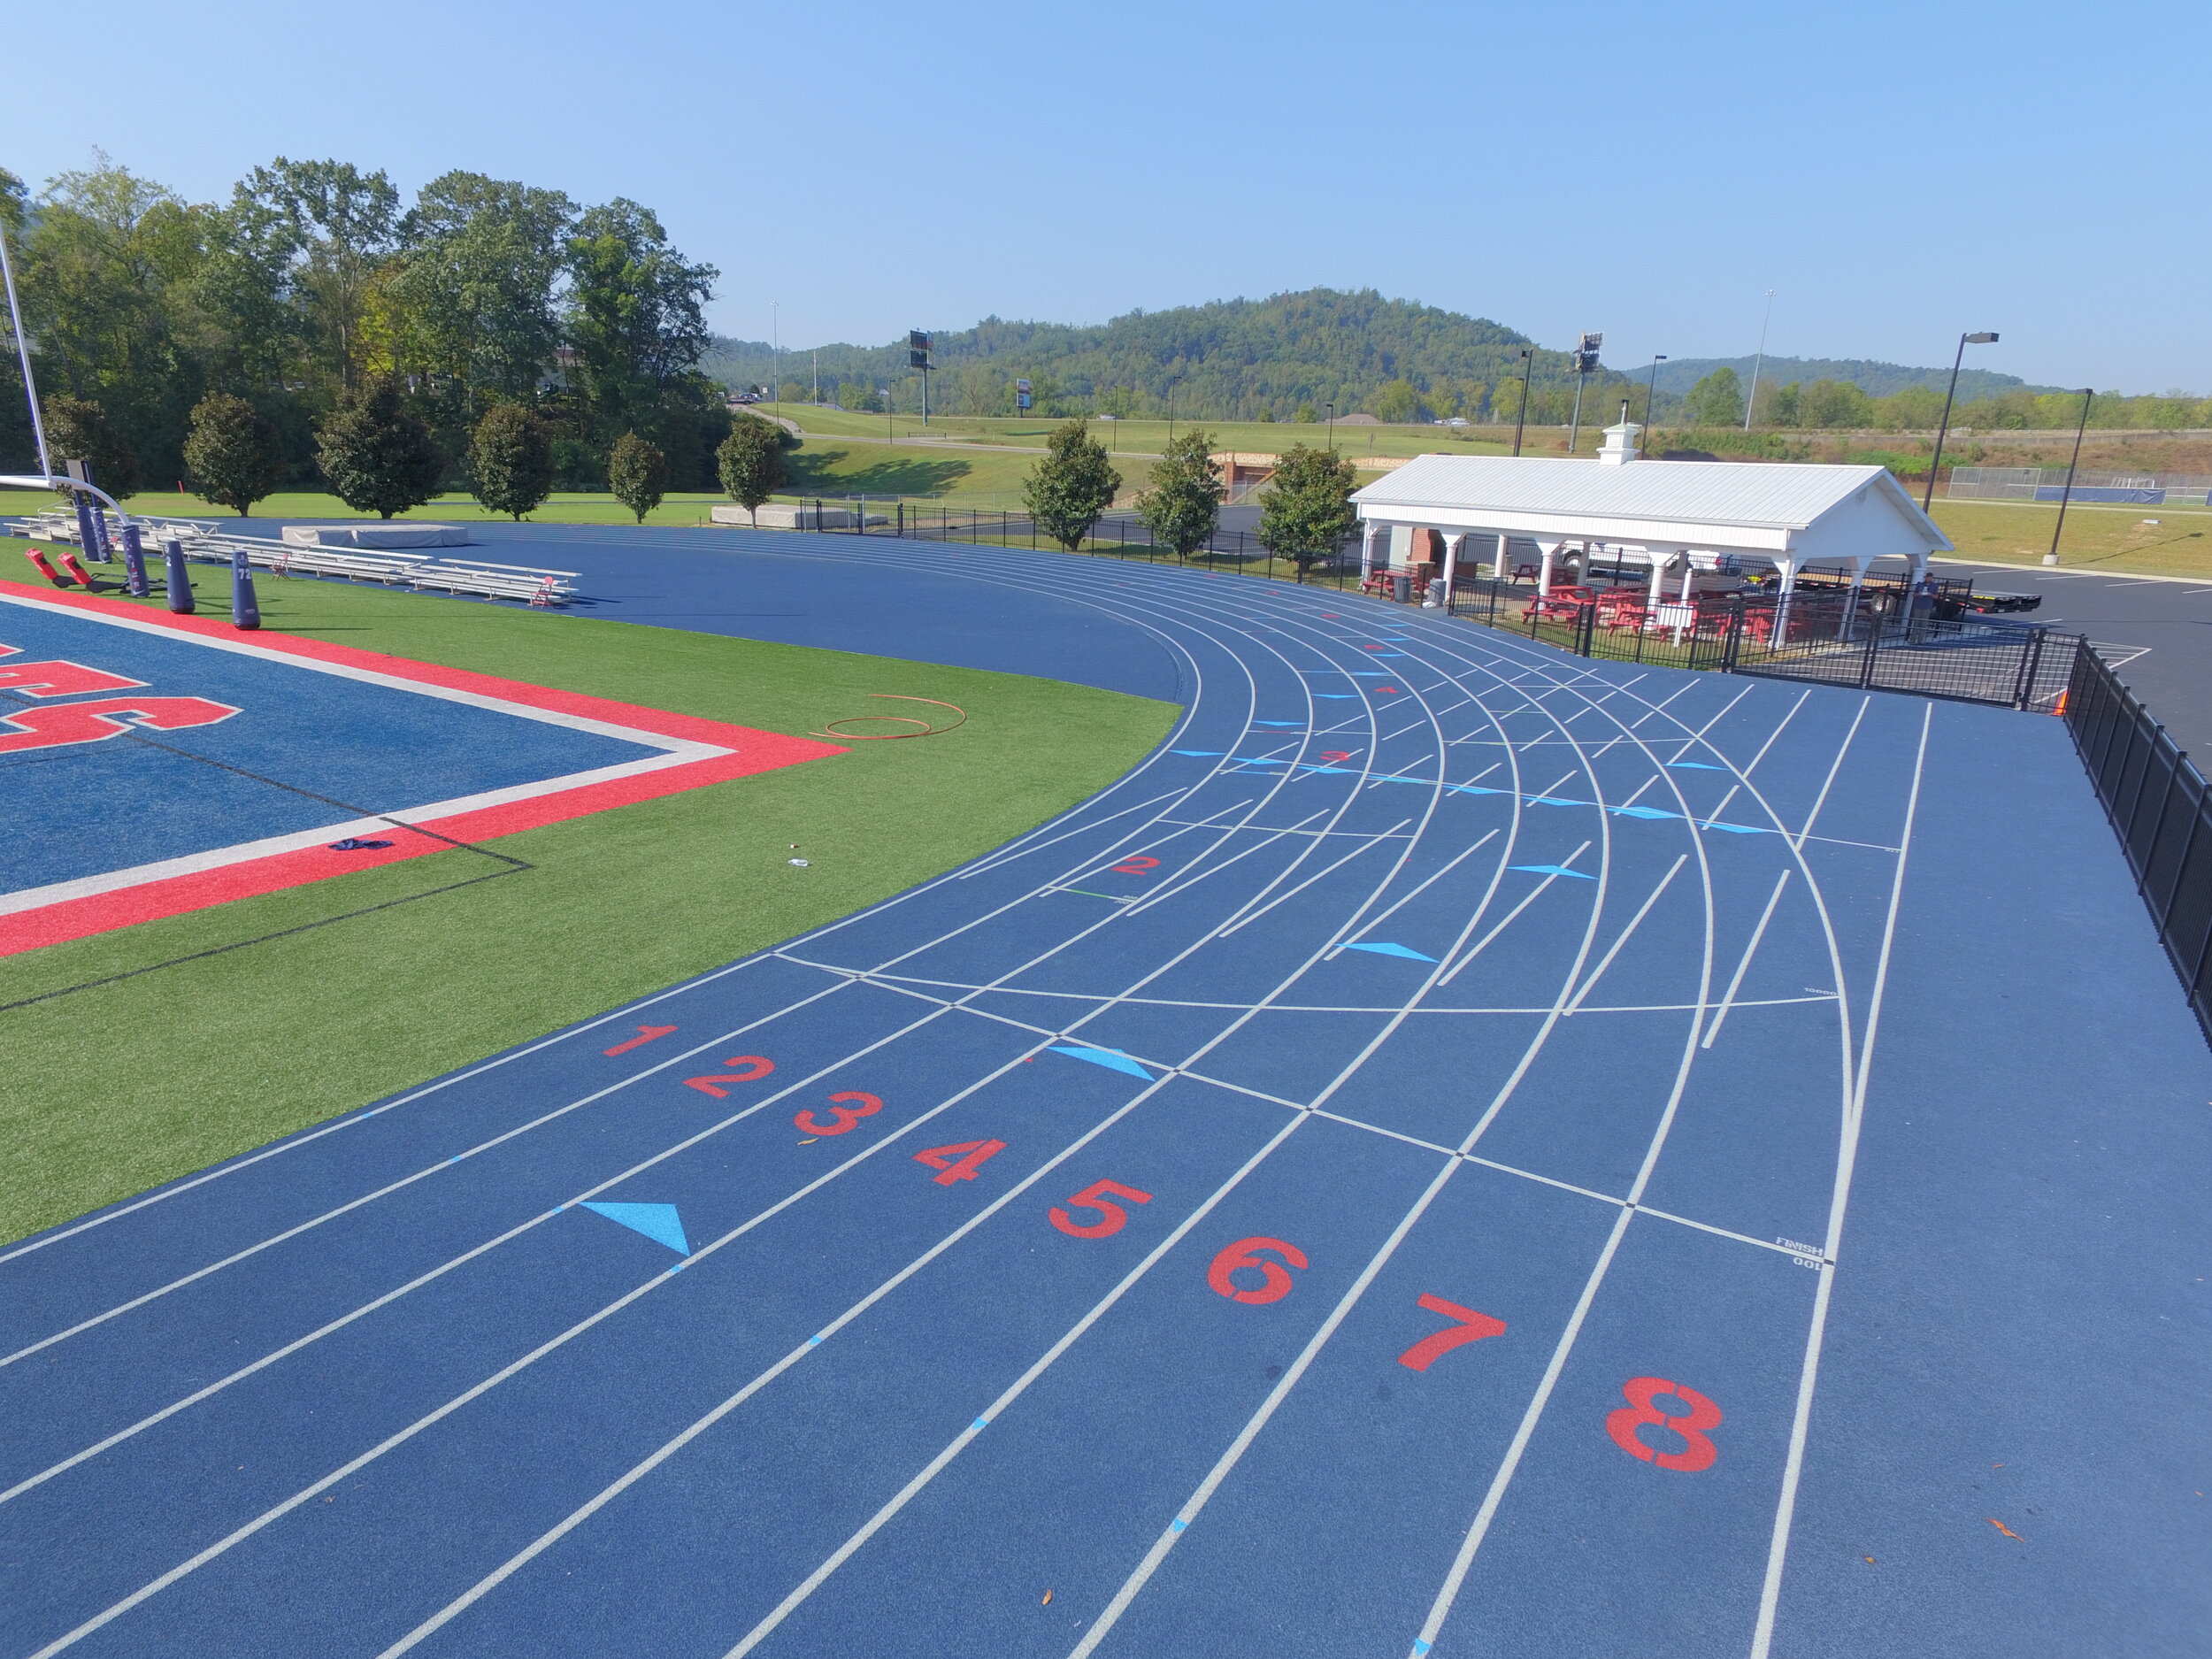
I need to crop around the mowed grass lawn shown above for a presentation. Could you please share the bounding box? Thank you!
[1929,498,2212,578]
[0,547,1179,1244]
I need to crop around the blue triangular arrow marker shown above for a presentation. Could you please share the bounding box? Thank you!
[1669,761,1724,770]
[581,1202,691,1255]
[1341,941,1438,961]
[1048,1045,1153,1079]
[1528,797,1585,807]
[1511,864,1596,879]
[1300,764,1355,774]
[1313,694,1358,699]
[1700,820,1770,834]
[1233,757,1289,765]
[1171,749,1223,757]
[1252,720,1304,727]
[1609,805,1676,819]
[1347,672,1393,677]
[1449,785,1504,795]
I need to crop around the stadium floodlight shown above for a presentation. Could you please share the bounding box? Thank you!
[909,332,933,425]
[1016,378,1032,412]
[1511,349,1535,457]
[1923,330,2001,513]
[2047,388,2096,566]
[1568,332,1602,452]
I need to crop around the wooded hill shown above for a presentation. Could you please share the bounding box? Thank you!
[701,288,1640,424]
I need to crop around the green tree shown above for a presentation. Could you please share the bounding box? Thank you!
[563,198,716,448]
[1256,443,1356,578]
[182,392,286,515]
[607,431,668,522]
[42,396,142,497]
[1294,403,1318,422]
[1370,378,1421,424]
[1872,386,1946,430]
[1682,367,1744,427]
[468,403,553,519]
[716,413,785,525]
[1753,380,1800,428]
[1797,379,1874,428]
[234,157,401,392]
[315,377,444,518]
[1022,418,1121,551]
[1137,428,1224,558]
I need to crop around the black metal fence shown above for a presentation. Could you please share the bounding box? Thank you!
[1446,578,2078,710]
[2062,648,2212,1041]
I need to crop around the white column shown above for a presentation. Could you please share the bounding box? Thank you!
[1434,533,1464,608]
[1490,532,1509,580]
[1678,557,1696,603]
[1537,540,1559,595]
[1841,556,1870,640]
[1360,522,1380,583]
[1774,557,1800,641]
[1646,549,1675,608]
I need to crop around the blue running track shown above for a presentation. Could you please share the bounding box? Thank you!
[2,528,2207,1658]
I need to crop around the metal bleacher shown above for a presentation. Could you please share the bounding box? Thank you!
[4,511,578,608]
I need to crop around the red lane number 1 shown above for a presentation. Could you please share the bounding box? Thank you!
[1049,1179,1153,1238]
[913,1140,1007,1185]
[1606,1377,1723,1472]
[1207,1237,1307,1305]
[1396,1294,1508,1371]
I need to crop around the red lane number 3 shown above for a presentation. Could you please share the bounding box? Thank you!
[1606,1377,1723,1472]
[1207,1237,1307,1305]
[1049,1179,1154,1239]
[795,1090,884,1136]
[1396,1294,1508,1371]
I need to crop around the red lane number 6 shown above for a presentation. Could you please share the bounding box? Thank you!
[795,1090,884,1136]
[1606,1376,1723,1472]
[1207,1236,1307,1305]
[1049,1179,1153,1239]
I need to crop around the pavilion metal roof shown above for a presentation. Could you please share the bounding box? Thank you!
[1351,453,1939,536]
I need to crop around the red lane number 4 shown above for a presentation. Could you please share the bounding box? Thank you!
[1396,1294,1508,1371]
[794,1090,884,1136]
[1207,1237,1307,1305]
[913,1140,1008,1185]
[1606,1377,1723,1472]
[1049,1179,1153,1239]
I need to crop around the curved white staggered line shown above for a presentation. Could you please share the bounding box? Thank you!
[0,552,1327,1359]
[44,670,1565,1659]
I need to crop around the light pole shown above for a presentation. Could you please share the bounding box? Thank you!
[1325,402,1334,451]
[2046,387,2095,566]
[1166,377,1179,451]
[1922,330,2000,513]
[1743,289,1775,431]
[1643,354,1667,451]
[1510,349,1534,457]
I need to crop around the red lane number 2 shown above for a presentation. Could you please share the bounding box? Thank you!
[1207,1237,1307,1305]
[1396,1294,1508,1371]
[1606,1377,1723,1472]
[682,1056,775,1096]
[795,1090,884,1136]
[914,1140,1008,1185]
[1111,855,1162,874]
[1049,1179,1154,1239]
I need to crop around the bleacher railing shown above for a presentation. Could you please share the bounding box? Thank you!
[2062,648,2212,1043]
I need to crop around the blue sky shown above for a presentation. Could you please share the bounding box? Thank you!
[8,0,2205,390]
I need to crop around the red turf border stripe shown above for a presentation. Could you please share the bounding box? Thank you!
[0,578,846,956]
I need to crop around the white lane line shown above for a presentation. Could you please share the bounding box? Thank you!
[1792,697,1870,849]
[1216,820,1417,936]
[1438,841,1594,986]
[1322,832,1502,956]
[1702,870,1795,1049]
[1747,702,1932,1659]
[1563,855,1688,1015]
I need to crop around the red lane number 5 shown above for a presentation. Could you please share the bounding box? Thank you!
[795,1090,884,1136]
[1049,1179,1153,1239]
[1606,1377,1723,1472]
[1207,1237,1307,1305]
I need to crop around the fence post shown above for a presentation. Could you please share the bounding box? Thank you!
[1576,601,1596,657]
[2011,626,2048,710]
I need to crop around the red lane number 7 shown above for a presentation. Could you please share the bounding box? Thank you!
[1396,1293,1508,1371]
[1049,1179,1153,1239]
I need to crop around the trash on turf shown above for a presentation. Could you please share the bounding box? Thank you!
[1986,1517,2022,1539]
[1042,1589,1054,1606]
[327,837,394,851]
[789,858,810,866]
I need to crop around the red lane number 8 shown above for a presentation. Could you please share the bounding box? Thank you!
[1207,1237,1307,1305]
[794,1090,884,1136]
[1049,1179,1153,1239]
[1606,1376,1723,1472]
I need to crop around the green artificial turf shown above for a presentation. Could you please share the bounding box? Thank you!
[0,550,1179,1244]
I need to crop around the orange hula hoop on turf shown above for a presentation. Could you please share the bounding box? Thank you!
[811,694,970,741]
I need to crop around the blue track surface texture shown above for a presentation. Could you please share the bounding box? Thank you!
[3,533,2206,1658]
